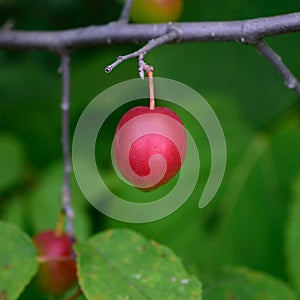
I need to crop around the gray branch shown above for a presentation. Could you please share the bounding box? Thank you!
[59,53,75,239]
[255,41,300,97]
[0,12,300,51]
[118,0,133,23]
[1,12,300,97]
[105,29,179,75]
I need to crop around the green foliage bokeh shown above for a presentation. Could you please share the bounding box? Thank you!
[1,0,300,298]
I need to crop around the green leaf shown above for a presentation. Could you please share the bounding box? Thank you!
[0,134,24,193]
[286,174,300,294]
[0,221,38,300]
[76,229,202,300]
[203,267,296,300]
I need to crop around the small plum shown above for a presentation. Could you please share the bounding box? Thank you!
[130,0,183,23]
[113,106,186,190]
[33,230,77,296]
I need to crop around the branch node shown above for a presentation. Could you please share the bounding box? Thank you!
[138,53,154,79]
[61,102,70,111]
[286,77,296,89]
[167,22,183,43]
[105,26,179,76]
[105,66,112,73]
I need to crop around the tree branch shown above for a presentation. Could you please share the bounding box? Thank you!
[59,52,75,239]
[1,12,300,97]
[255,40,300,97]
[0,12,299,51]
[105,28,179,76]
[118,0,133,23]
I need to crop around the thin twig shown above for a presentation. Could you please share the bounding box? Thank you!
[59,53,75,239]
[255,40,300,97]
[118,0,133,23]
[105,28,179,74]
[1,19,15,31]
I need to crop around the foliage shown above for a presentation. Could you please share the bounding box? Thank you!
[203,267,296,300]
[0,221,38,300]
[76,229,201,299]
[286,174,300,294]
[1,0,300,299]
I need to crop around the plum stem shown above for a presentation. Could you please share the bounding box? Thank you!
[147,70,155,110]
[54,210,65,237]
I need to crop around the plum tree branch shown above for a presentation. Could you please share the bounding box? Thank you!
[0,12,299,51]
[118,0,134,23]
[59,52,75,239]
[0,12,300,96]
[105,28,179,76]
[255,40,300,97]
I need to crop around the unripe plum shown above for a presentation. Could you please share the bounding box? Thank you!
[33,230,77,296]
[130,0,183,23]
[113,106,186,190]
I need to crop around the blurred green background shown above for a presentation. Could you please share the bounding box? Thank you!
[1,0,300,298]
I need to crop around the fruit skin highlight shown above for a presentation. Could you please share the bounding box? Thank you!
[33,230,77,296]
[130,0,183,23]
[113,106,186,190]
